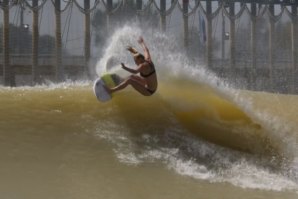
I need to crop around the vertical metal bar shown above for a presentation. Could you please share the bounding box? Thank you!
[221,6,225,66]
[291,5,297,71]
[183,0,189,47]
[106,0,113,34]
[32,0,39,84]
[136,0,143,10]
[206,0,212,67]
[55,0,63,81]
[291,5,297,93]
[268,4,274,86]
[229,2,235,68]
[20,4,24,27]
[160,0,166,32]
[136,0,143,23]
[18,5,24,55]
[84,0,91,77]
[251,2,257,89]
[3,0,15,86]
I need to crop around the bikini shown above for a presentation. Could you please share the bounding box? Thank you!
[140,60,156,95]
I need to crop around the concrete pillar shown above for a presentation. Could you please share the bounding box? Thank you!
[32,0,39,84]
[55,0,63,81]
[268,5,274,85]
[160,0,166,32]
[136,0,142,10]
[3,0,15,86]
[136,0,143,23]
[291,5,297,92]
[291,5,297,71]
[251,3,257,89]
[106,0,113,33]
[221,3,226,66]
[229,2,235,68]
[206,0,212,67]
[183,0,189,47]
[84,0,91,77]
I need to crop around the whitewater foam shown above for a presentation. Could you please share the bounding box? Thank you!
[95,122,298,192]
[0,79,91,91]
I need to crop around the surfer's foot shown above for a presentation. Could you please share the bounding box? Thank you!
[103,85,112,94]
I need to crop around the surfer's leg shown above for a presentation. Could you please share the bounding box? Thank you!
[130,75,147,85]
[109,75,151,96]
[128,76,152,96]
[108,78,130,93]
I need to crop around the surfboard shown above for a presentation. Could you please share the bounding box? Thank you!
[93,73,122,102]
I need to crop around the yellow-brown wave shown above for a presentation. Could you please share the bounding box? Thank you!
[0,78,297,157]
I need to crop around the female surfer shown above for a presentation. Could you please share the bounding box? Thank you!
[106,36,158,96]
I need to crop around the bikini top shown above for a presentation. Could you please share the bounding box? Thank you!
[140,60,156,78]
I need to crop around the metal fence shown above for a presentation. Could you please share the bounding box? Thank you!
[0,0,297,91]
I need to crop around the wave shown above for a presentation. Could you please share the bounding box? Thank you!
[1,73,297,192]
[94,25,298,158]
[93,25,298,191]
[1,25,298,192]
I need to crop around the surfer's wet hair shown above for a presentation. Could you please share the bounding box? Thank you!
[127,46,145,62]
[134,54,145,60]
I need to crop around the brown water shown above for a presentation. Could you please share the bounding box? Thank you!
[0,79,297,199]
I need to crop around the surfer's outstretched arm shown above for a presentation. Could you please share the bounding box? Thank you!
[121,63,143,74]
[138,37,151,61]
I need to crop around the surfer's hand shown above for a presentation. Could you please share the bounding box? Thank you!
[126,46,133,51]
[137,36,144,44]
[121,63,126,68]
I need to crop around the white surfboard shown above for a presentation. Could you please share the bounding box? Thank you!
[93,73,123,102]
[93,78,111,102]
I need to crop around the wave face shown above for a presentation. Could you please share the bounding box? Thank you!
[1,25,298,194]
[96,25,298,156]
